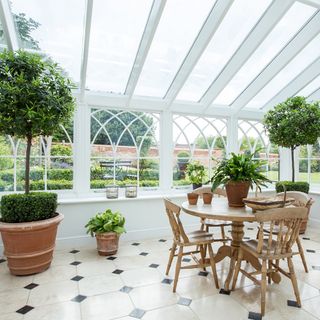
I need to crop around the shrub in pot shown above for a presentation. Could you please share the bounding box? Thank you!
[0,50,75,275]
[177,151,190,179]
[210,152,271,207]
[85,209,126,256]
[275,181,309,194]
[186,161,206,189]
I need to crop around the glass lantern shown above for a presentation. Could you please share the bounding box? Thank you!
[106,185,119,199]
[125,185,137,198]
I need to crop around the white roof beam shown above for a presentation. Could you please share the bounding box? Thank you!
[79,0,93,100]
[125,0,167,105]
[232,10,320,115]
[0,0,19,51]
[298,0,320,8]
[308,87,320,100]
[164,0,234,105]
[200,0,293,112]
[263,57,320,110]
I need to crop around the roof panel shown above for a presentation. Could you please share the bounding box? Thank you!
[297,73,320,97]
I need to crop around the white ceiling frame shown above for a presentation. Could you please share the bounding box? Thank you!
[164,0,234,106]
[125,0,166,106]
[79,0,93,101]
[263,57,320,110]
[308,87,320,100]
[200,0,294,113]
[298,0,320,8]
[232,10,320,115]
[0,0,19,51]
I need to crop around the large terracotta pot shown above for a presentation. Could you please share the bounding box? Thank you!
[0,213,63,275]
[225,181,251,207]
[95,232,119,256]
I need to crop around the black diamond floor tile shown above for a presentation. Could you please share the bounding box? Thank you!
[24,283,39,290]
[139,252,149,256]
[0,258,6,263]
[149,263,159,268]
[198,271,208,277]
[178,297,192,306]
[312,266,320,271]
[219,288,230,295]
[302,237,310,240]
[162,278,173,284]
[248,311,262,320]
[71,295,87,303]
[16,305,34,315]
[129,308,146,319]
[159,239,167,242]
[112,269,124,274]
[307,249,316,253]
[120,286,133,293]
[69,249,80,254]
[71,275,84,282]
[247,227,254,230]
[287,300,301,308]
[132,242,140,246]
[182,258,191,263]
[107,256,117,260]
[243,237,250,240]
[70,261,82,266]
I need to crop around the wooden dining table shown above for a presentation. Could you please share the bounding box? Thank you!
[181,198,281,291]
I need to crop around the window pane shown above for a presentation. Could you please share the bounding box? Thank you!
[246,33,320,109]
[214,2,316,105]
[134,0,215,97]
[86,0,153,94]
[177,0,271,102]
[10,0,85,84]
[297,74,320,98]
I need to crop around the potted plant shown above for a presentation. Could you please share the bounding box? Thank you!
[264,96,320,190]
[186,161,206,189]
[0,50,75,275]
[177,151,190,179]
[85,209,126,256]
[210,153,271,207]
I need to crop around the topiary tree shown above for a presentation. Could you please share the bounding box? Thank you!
[264,96,320,182]
[0,50,75,194]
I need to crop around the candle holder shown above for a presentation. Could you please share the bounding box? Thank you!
[125,185,137,198]
[106,185,119,199]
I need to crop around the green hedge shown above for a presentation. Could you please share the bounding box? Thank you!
[276,181,309,194]
[0,192,57,223]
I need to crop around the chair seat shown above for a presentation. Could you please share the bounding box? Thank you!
[203,219,232,227]
[184,230,215,245]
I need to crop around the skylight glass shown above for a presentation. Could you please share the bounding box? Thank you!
[0,20,7,49]
[297,74,320,98]
[176,0,271,102]
[10,0,85,84]
[246,33,320,109]
[214,2,316,105]
[134,0,216,97]
[86,0,153,94]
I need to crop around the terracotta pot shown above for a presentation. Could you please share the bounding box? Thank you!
[203,193,213,204]
[95,232,119,256]
[225,181,251,207]
[0,213,64,275]
[187,193,199,205]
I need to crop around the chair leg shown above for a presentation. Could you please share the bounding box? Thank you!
[268,260,272,284]
[199,245,206,271]
[207,243,219,289]
[220,225,227,245]
[166,242,176,275]
[287,256,302,307]
[296,236,308,273]
[231,248,243,290]
[261,259,267,316]
[205,225,209,232]
[173,246,183,293]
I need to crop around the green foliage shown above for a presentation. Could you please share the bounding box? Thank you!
[275,181,309,194]
[0,137,13,169]
[0,192,57,223]
[177,151,190,163]
[210,153,271,191]
[85,209,126,236]
[51,144,72,157]
[186,161,206,184]
[195,135,226,149]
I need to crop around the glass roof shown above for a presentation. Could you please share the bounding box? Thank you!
[297,74,320,98]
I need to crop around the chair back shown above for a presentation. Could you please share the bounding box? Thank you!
[163,198,189,244]
[255,207,308,257]
[193,186,226,197]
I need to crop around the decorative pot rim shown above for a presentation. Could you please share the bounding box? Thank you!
[0,213,64,231]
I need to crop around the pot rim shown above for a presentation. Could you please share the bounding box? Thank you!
[226,180,251,186]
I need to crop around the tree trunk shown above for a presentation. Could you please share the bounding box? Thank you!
[25,135,32,194]
[291,145,295,182]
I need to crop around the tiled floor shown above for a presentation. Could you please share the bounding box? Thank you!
[1,223,320,320]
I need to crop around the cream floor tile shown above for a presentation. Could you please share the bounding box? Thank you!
[76,260,116,277]
[120,267,162,287]
[79,273,124,296]
[302,296,320,319]
[81,291,133,319]
[23,301,81,320]
[129,283,180,310]
[33,265,77,284]
[0,313,24,320]
[191,294,249,320]
[298,270,320,289]
[143,304,198,320]
[51,252,75,266]
[115,244,141,257]
[74,248,107,263]
[28,280,78,307]
[0,288,29,314]
[113,255,155,271]
[0,270,34,292]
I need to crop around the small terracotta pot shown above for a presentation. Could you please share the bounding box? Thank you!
[187,193,199,205]
[203,193,213,204]
[95,232,119,256]
[225,181,250,207]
